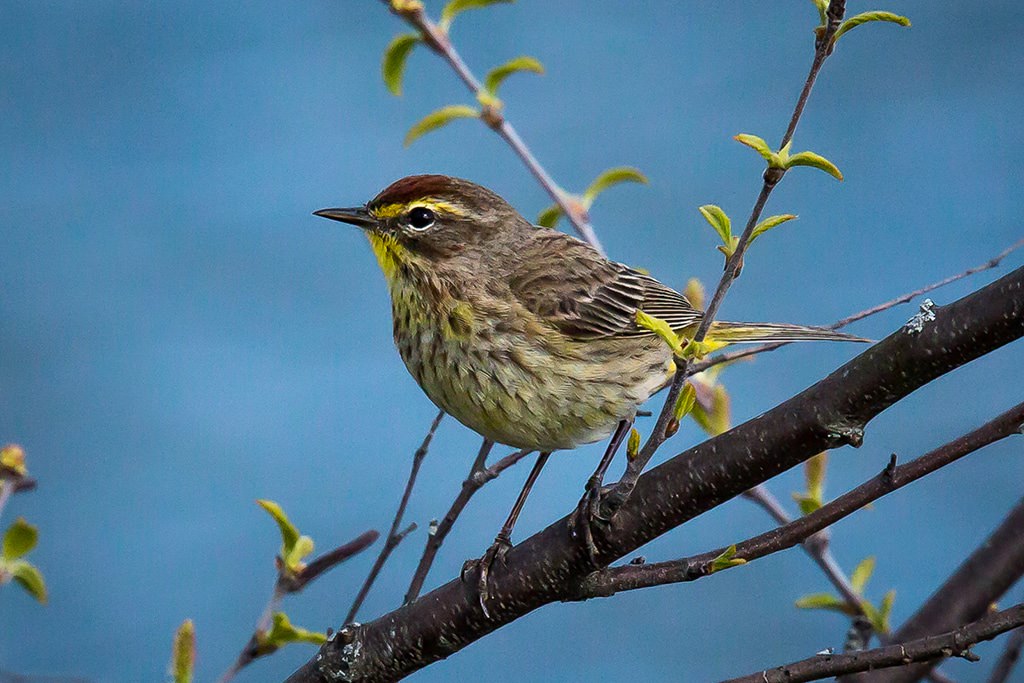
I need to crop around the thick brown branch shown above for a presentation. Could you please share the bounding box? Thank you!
[569,401,1024,598]
[287,265,1024,683]
[722,603,1024,683]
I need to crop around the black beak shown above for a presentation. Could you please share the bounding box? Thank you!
[313,206,376,229]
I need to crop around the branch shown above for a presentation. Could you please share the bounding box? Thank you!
[217,529,378,683]
[384,1,604,253]
[287,265,1024,683]
[603,0,850,513]
[569,401,1024,598]
[346,410,444,623]
[850,494,1024,683]
[987,627,1024,683]
[722,604,1024,683]
[403,442,531,603]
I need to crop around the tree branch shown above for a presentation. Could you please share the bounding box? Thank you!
[722,603,1024,683]
[987,627,1024,683]
[287,264,1024,683]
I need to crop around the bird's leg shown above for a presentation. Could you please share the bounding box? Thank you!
[570,418,633,566]
[467,451,551,618]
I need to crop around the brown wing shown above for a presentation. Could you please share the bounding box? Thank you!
[508,230,703,340]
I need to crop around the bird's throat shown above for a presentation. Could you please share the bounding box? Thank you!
[366,231,407,282]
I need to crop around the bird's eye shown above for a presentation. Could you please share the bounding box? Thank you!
[407,207,436,231]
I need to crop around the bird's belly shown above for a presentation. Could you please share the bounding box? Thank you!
[394,314,673,451]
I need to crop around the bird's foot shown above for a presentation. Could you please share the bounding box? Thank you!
[461,533,511,618]
[569,475,611,567]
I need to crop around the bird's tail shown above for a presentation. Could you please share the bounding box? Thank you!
[706,321,870,344]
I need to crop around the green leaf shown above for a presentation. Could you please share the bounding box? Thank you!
[673,383,697,421]
[690,384,731,436]
[170,619,195,683]
[0,443,27,477]
[683,278,705,310]
[709,545,746,573]
[9,560,47,604]
[382,33,420,96]
[260,612,328,653]
[257,499,300,556]
[851,556,876,595]
[876,589,897,633]
[626,428,641,459]
[795,592,859,616]
[834,12,911,42]
[698,205,732,245]
[536,204,563,228]
[484,55,544,95]
[750,214,798,243]
[805,452,828,501]
[733,133,774,161]
[635,310,683,355]
[793,494,821,516]
[581,167,648,208]
[440,0,513,29]
[785,151,843,180]
[2,517,38,560]
[811,0,828,24]
[404,105,479,146]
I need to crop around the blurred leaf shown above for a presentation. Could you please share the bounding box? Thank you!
[690,384,731,436]
[2,517,38,560]
[536,204,563,228]
[170,619,195,683]
[834,12,911,42]
[875,589,897,633]
[581,167,648,208]
[709,545,746,573]
[285,535,315,571]
[0,444,27,477]
[626,428,641,459]
[733,133,774,161]
[698,205,732,245]
[404,105,479,146]
[851,556,876,595]
[257,499,314,571]
[750,213,798,243]
[793,452,828,515]
[9,560,47,604]
[440,0,513,30]
[382,33,420,96]
[673,383,697,421]
[484,55,543,95]
[811,0,828,24]
[683,278,705,310]
[635,311,683,355]
[795,592,858,616]
[786,151,843,180]
[260,612,328,653]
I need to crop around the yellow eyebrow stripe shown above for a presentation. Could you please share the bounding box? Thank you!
[370,199,467,220]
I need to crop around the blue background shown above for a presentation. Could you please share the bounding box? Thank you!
[2,2,1022,681]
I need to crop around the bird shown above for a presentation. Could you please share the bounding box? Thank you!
[315,174,865,600]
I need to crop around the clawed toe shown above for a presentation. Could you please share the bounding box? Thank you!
[569,478,610,566]
[474,535,511,618]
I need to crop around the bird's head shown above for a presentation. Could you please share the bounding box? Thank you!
[315,175,528,280]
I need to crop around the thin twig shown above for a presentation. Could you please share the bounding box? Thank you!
[692,236,1024,374]
[987,627,1024,683]
[405,440,534,603]
[218,529,379,683]
[602,1,849,516]
[570,401,1024,599]
[383,1,604,253]
[346,410,444,623]
[0,482,14,528]
[721,603,1024,683]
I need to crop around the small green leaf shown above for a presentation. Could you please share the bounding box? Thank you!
[811,0,828,24]
[750,214,798,243]
[635,310,683,355]
[2,517,38,561]
[795,592,859,616]
[484,56,544,95]
[851,556,876,595]
[785,151,843,180]
[536,204,563,228]
[709,545,747,573]
[876,589,897,633]
[261,612,328,652]
[440,0,513,30]
[382,33,420,96]
[0,444,27,477]
[170,619,195,683]
[285,534,315,571]
[682,278,705,310]
[257,499,300,557]
[805,452,828,501]
[9,560,47,604]
[626,428,641,459]
[581,167,648,208]
[690,384,731,436]
[834,12,911,42]
[673,383,697,421]
[698,205,732,245]
[404,105,479,146]
[733,133,774,161]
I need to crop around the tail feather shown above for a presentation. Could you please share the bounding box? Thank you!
[707,321,870,344]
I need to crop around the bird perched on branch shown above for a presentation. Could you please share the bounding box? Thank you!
[316,174,864,603]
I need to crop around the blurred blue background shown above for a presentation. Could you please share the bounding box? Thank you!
[2,1,1022,681]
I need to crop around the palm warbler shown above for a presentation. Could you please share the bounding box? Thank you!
[316,174,864,585]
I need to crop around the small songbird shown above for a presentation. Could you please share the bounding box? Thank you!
[315,174,864,582]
